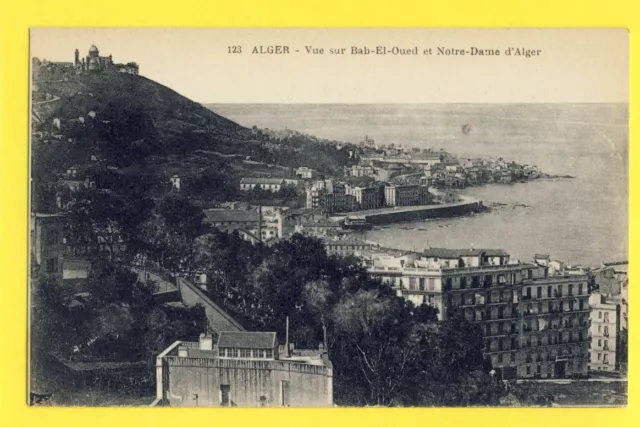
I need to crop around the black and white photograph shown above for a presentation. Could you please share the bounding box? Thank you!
[29,28,628,408]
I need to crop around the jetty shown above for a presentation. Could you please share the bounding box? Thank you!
[330,195,484,225]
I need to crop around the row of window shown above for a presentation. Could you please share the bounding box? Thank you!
[219,348,274,359]
[444,273,516,290]
[524,283,585,299]
[486,331,587,352]
[402,277,438,291]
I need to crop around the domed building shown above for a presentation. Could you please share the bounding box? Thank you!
[73,45,139,75]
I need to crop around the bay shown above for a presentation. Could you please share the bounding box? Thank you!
[207,103,628,267]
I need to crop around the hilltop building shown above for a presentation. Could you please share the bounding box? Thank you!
[72,45,139,75]
[367,249,590,379]
[152,331,333,407]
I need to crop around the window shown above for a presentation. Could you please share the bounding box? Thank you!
[511,337,517,349]
[498,354,503,363]
[445,278,453,290]
[526,287,531,299]
[280,380,290,407]
[46,257,58,273]
[239,349,251,358]
[220,384,231,406]
[409,277,416,290]
[537,287,542,298]
[511,323,517,334]
[537,365,541,375]
[428,278,435,291]
[419,278,425,291]
[264,349,273,359]
[604,326,609,336]
[526,366,531,375]
[604,312,609,323]
[598,353,602,360]
[547,286,552,298]
[598,325,602,333]
[578,283,583,295]
[604,340,609,350]
[558,285,563,296]
[599,311,602,319]
[603,354,609,364]
[46,229,59,245]
[598,339,602,347]
[510,352,516,362]
[568,284,573,296]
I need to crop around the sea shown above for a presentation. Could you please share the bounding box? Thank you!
[207,104,629,267]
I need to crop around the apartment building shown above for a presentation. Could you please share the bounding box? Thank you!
[367,248,590,379]
[346,185,383,210]
[588,293,622,372]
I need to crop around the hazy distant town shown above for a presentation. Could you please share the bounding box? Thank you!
[29,44,628,408]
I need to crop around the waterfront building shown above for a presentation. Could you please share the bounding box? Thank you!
[294,218,343,238]
[384,184,431,207]
[367,248,590,379]
[240,177,285,192]
[307,181,356,213]
[588,293,621,372]
[153,332,333,407]
[346,185,382,210]
[322,238,371,257]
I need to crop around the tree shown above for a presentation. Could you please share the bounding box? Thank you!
[157,197,209,273]
[330,289,423,406]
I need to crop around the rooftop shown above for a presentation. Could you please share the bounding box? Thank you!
[204,209,259,223]
[217,331,277,349]
[240,177,285,185]
[422,248,510,259]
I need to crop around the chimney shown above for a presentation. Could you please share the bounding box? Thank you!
[199,332,213,351]
[285,316,290,357]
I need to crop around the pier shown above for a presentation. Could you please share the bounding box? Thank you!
[330,195,484,225]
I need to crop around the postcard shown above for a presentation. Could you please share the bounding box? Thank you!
[28,28,628,408]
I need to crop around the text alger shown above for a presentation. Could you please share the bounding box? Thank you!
[252,46,291,54]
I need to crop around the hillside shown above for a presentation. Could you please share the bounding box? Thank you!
[30,67,360,212]
[34,70,247,138]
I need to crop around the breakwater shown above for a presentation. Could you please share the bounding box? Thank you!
[333,196,486,226]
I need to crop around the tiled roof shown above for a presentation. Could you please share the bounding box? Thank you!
[422,248,510,259]
[240,177,285,185]
[217,331,277,349]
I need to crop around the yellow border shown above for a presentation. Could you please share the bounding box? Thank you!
[0,1,636,426]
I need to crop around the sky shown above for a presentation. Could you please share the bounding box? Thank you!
[30,28,629,104]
